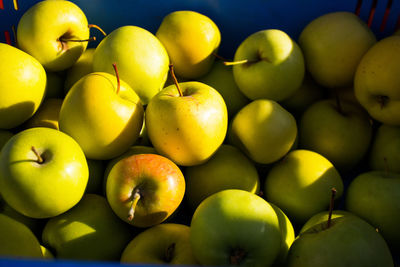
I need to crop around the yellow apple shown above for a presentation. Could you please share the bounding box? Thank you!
[24,98,63,130]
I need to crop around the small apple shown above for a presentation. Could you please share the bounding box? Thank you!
[298,11,376,88]
[0,127,88,218]
[42,194,134,261]
[190,189,282,267]
[0,43,46,129]
[17,0,91,71]
[23,98,63,130]
[64,48,95,94]
[354,35,400,125]
[106,153,185,227]
[230,29,304,101]
[228,99,297,164]
[185,144,260,210]
[121,223,198,265]
[146,78,228,166]
[156,10,220,79]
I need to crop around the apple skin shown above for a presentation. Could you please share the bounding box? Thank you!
[0,43,46,129]
[93,25,169,105]
[146,81,228,166]
[232,29,305,101]
[228,99,297,164]
[0,127,89,219]
[121,223,198,265]
[16,0,89,72]
[24,98,63,130]
[190,189,282,267]
[298,11,376,88]
[42,194,134,261]
[40,246,54,259]
[64,48,95,94]
[264,149,343,225]
[369,124,400,173]
[286,211,394,267]
[0,214,43,259]
[106,153,185,228]
[59,72,144,160]
[299,98,373,171]
[156,10,220,79]
[345,171,400,251]
[354,36,400,125]
[185,144,260,210]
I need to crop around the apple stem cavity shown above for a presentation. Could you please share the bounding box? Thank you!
[169,64,183,97]
[88,24,107,36]
[327,187,337,229]
[377,95,389,109]
[127,188,141,221]
[112,63,121,94]
[164,243,175,263]
[31,146,44,164]
[229,248,246,265]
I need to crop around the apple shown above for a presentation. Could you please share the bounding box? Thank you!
[299,98,373,171]
[298,11,376,88]
[146,79,228,166]
[264,149,343,225]
[45,71,65,99]
[156,10,220,79]
[23,98,63,130]
[355,36,400,125]
[0,214,43,259]
[190,189,282,266]
[121,223,198,265]
[286,211,394,267]
[16,0,91,71]
[106,153,185,227]
[228,99,297,164]
[198,60,250,118]
[0,43,46,129]
[42,194,134,261]
[93,25,169,105]
[64,48,95,94]
[0,127,88,218]
[299,209,352,233]
[369,124,400,172]
[230,29,304,101]
[40,246,54,259]
[185,144,260,210]
[345,171,400,251]
[59,70,144,160]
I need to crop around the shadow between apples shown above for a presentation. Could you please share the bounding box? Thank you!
[0,101,36,129]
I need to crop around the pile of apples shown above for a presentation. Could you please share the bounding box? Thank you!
[1,0,400,266]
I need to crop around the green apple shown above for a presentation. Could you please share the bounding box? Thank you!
[17,0,90,71]
[264,149,343,225]
[0,127,88,218]
[85,159,105,194]
[228,99,297,164]
[45,71,65,99]
[354,35,400,125]
[42,194,134,261]
[346,171,400,251]
[369,124,400,172]
[59,71,144,160]
[185,144,260,210]
[146,81,228,166]
[156,10,220,79]
[299,11,376,88]
[299,209,352,234]
[0,43,46,129]
[106,153,185,227]
[286,211,394,267]
[24,98,63,130]
[231,29,304,101]
[0,214,43,259]
[121,223,198,265]
[93,25,169,104]
[299,98,373,171]
[190,189,282,266]
[198,60,249,118]
[64,48,95,94]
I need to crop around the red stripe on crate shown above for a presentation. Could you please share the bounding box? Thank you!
[380,0,393,32]
[367,0,378,27]
[0,0,4,10]
[4,31,11,45]
[355,0,362,16]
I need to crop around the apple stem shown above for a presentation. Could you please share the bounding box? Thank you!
[230,248,246,265]
[164,243,175,263]
[327,187,337,229]
[223,59,249,66]
[169,64,183,97]
[31,146,44,164]
[112,63,121,95]
[213,52,229,62]
[59,36,96,43]
[88,24,107,36]
[127,188,141,221]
